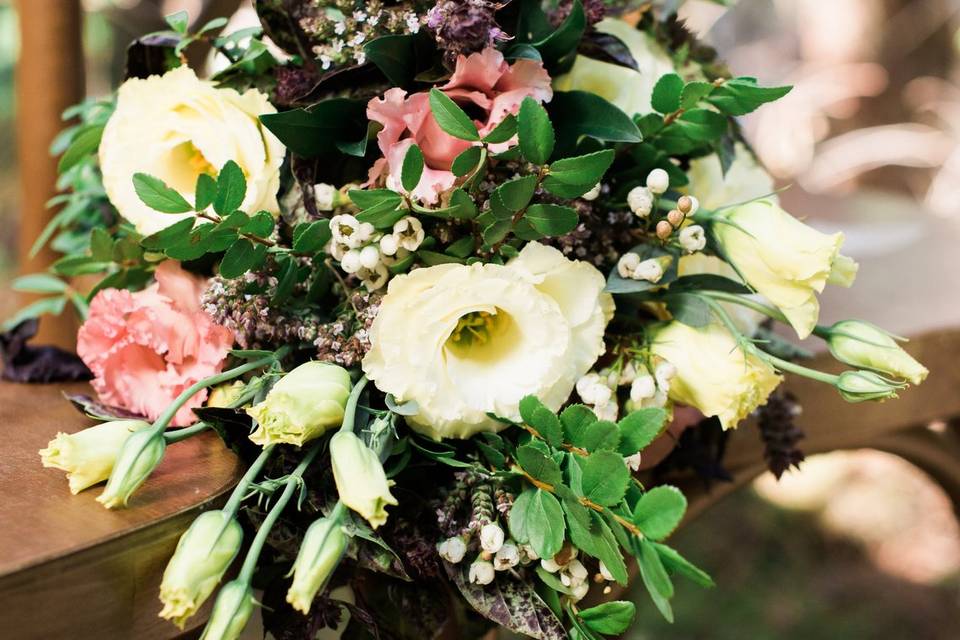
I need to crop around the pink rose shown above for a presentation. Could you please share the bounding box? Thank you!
[367,47,552,203]
[77,261,235,426]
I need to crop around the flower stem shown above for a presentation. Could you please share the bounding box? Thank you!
[222,444,276,516]
[338,375,369,434]
[163,422,211,444]
[237,440,323,583]
[150,346,290,434]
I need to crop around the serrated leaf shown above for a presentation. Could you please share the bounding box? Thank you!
[140,217,196,250]
[241,210,274,238]
[638,538,674,622]
[617,408,668,456]
[559,404,597,443]
[524,204,578,237]
[356,204,406,229]
[89,227,114,262]
[651,73,684,113]
[519,396,563,447]
[482,114,518,144]
[543,149,613,188]
[707,78,792,116]
[219,238,266,278]
[132,173,192,213]
[580,450,629,506]
[451,146,483,177]
[401,144,424,193]
[575,420,620,453]
[509,489,566,560]
[11,273,67,294]
[565,505,628,585]
[194,173,217,210]
[481,215,512,247]
[653,542,715,588]
[57,124,104,174]
[680,81,715,109]
[632,486,687,540]
[349,189,403,211]
[579,601,636,636]
[518,97,554,164]
[497,175,538,211]
[213,160,247,216]
[429,88,480,141]
[516,445,562,486]
[292,219,331,254]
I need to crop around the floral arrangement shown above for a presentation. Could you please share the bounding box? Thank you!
[6,1,930,639]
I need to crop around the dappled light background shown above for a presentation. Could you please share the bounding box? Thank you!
[0,1,957,638]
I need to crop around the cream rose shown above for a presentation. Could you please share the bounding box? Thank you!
[687,142,777,210]
[100,65,285,235]
[362,242,614,439]
[713,199,856,339]
[553,18,675,116]
[650,321,782,429]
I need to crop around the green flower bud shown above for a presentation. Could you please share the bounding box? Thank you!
[39,419,149,494]
[836,370,906,403]
[159,511,244,628]
[96,428,166,509]
[826,320,928,385]
[247,362,352,447]
[286,516,348,614]
[330,431,398,529]
[200,579,254,640]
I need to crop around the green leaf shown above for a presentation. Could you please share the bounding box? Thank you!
[141,217,196,250]
[57,124,104,174]
[349,189,403,210]
[132,173,192,213]
[217,210,250,230]
[418,250,464,266]
[445,236,476,259]
[219,238,266,278]
[653,542,715,588]
[565,503,628,585]
[272,255,299,305]
[651,73,684,113]
[401,144,424,193]
[364,33,423,87]
[707,77,792,116]
[449,188,478,219]
[241,211,274,238]
[165,10,189,34]
[213,160,247,216]
[480,214,512,247]
[580,450,629,506]
[617,408,668,456]
[669,108,728,142]
[2,296,67,330]
[638,539,674,622]
[605,245,678,294]
[531,0,586,68]
[548,91,642,156]
[194,173,217,210]
[518,97,554,164]
[545,149,614,186]
[429,88,480,141]
[482,114,518,144]
[516,444,562,486]
[680,81,715,109]
[573,420,620,453]
[665,292,712,327]
[509,488,566,560]
[524,204,578,237]
[519,396,564,448]
[497,175,538,211]
[451,146,483,177]
[632,486,687,541]
[260,99,368,158]
[12,273,67,294]
[293,219,332,254]
[356,204,406,229]
[669,274,751,294]
[579,601,636,636]
[198,17,228,34]
[559,404,597,444]
[89,227,114,262]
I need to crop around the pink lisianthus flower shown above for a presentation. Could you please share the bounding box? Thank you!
[77,261,235,426]
[366,47,552,203]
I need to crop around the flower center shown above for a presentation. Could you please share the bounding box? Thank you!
[162,141,216,193]
[445,309,515,360]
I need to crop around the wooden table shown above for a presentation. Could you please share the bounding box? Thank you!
[0,382,244,639]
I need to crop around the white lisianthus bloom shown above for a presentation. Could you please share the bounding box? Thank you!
[713,200,856,338]
[687,143,776,210]
[554,18,675,116]
[651,322,781,429]
[362,242,613,439]
[99,66,285,235]
[677,253,764,336]
[39,419,149,494]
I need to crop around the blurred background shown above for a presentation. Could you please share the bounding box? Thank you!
[0,0,957,638]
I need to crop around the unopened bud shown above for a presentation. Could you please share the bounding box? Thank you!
[480,522,505,553]
[617,253,641,278]
[836,370,906,403]
[469,559,496,585]
[340,249,362,274]
[678,224,707,253]
[438,536,467,564]
[627,186,653,218]
[494,541,521,570]
[632,258,664,283]
[200,579,254,640]
[97,428,166,509]
[359,244,381,270]
[582,183,602,201]
[677,195,699,215]
[666,209,685,227]
[287,516,348,614]
[656,220,673,240]
[646,168,670,194]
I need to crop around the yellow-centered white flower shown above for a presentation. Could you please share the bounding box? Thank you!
[100,66,284,235]
[362,242,614,439]
[650,321,782,429]
[39,419,149,494]
[714,200,856,339]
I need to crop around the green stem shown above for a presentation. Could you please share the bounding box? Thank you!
[222,445,276,517]
[150,346,290,433]
[163,422,211,444]
[338,375,369,434]
[700,290,789,324]
[237,441,323,583]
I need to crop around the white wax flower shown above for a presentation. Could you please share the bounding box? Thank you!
[469,560,496,585]
[646,168,670,194]
[438,537,467,564]
[678,225,707,252]
[480,522,505,554]
[617,252,641,278]
[632,258,664,283]
[626,186,653,217]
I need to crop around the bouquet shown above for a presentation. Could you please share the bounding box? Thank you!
[12,1,930,638]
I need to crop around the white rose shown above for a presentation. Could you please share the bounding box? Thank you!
[99,66,285,236]
[362,242,613,439]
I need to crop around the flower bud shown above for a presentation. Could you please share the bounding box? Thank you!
[627,186,653,217]
[654,361,677,389]
[632,258,664,283]
[836,370,906,403]
[379,233,399,256]
[207,381,246,409]
[314,183,339,211]
[677,195,699,215]
[629,375,656,403]
[159,511,244,628]
[646,168,670,194]
[617,252,641,278]
[480,522,505,553]
[438,536,468,564]
[330,431,398,529]
[359,244,381,270]
[594,400,619,422]
[40,419,149,494]
[828,254,859,287]
[678,225,707,253]
[200,579,254,640]
[494,541,521,570]
[656,220,673,240]
[247,362,352,447]
[826,320,928,385]
[625,452,643,472]
[341,249,363,274]
[582,183,602,201]
[666,209,685,227]
[97,428,166,509]
[287,516,348,614]
[469,559,495,585]
[599,560,616,582]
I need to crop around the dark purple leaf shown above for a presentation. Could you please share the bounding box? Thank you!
[578,31,638,70]
[0,319,91,383]
[64,393,143,421]
[125,33,181,80]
